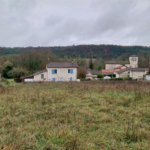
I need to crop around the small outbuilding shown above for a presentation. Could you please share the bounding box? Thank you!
[22,75,34,82]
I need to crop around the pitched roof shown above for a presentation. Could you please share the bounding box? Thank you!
[114,65,128,69]
[131,68,148,71]
[102,69,114,73]
[22,74,34,79]
[91,70,100,75]
[114,67,131,74]
[105,61,129,64]
[130,55,138,57]
[47,62,78,68]
[102,69,114,75]
[115,67,149,74]
[34,69,47,75]
[86,74,92,77]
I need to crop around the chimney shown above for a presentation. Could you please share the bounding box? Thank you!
[72,60,74,64]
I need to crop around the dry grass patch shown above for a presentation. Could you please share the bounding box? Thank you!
[0,81,150,149]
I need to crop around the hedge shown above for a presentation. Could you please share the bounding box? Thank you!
[97,74,103,78]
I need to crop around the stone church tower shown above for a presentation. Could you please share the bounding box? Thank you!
[129,55,138,68]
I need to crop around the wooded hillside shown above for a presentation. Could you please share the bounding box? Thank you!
[1,45,150,59]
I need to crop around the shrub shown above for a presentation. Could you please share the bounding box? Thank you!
[124,77,132,81]
[114,78,123,81]
[110,78,115,81]
[97,74,103,78]
[87,78,91,81]
[107,74,116,78]
[81,78,85,81]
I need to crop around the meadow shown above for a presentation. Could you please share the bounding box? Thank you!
[0,81,150,150]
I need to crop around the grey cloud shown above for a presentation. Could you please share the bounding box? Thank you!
[0,0,150,47]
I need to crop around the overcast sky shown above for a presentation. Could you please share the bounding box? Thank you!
[0,0,150,47]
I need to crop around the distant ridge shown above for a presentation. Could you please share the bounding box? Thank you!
[0,44,150,59]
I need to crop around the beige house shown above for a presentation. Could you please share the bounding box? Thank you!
[103,55,148,79]
[33,61,78,82]
[105,55,138,70]
[114,55,148,79]
[114,68,148,79]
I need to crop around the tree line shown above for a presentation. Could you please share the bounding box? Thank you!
[0,45,150,79]
[1,45,150,59]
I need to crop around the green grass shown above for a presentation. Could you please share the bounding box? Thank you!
[0,81,18,87]
[6,78,14,82]
[0,81,150,149]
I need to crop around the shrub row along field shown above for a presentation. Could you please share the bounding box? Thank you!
[0,81,150,150]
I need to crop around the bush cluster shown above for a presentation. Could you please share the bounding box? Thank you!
[97,74,103,78]
[110,78,132,81]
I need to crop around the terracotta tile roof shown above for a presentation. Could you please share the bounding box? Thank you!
[114,65,128,69]
[86,74,92,77]
[102,69,114,73]
[114,69,121,72]
[47,62,78,68]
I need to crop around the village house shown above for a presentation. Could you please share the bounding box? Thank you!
[102,55,149,79]
[23,61,78,82]
[86,70,101,79]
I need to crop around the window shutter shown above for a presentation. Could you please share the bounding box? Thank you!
[71,69,73,74]
[52,69,54,74]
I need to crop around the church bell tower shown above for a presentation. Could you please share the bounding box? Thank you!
[129,55,138,68]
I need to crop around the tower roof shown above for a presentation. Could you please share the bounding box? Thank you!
[130,55,138,57]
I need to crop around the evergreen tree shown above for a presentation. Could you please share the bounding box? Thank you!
[89,49,93,69]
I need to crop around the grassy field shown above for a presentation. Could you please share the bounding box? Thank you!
[0,81,150,150]
[0,81,18,87]
[6,79,14,82]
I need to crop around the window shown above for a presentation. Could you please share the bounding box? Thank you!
[140,72,143,74]
[52,69,57,74]
[54,69,57,74]
[52,78,56,82]
[68,69,73,74]
[133,71,135,75]
[41,74,44,79]
[131,58,136,61]
[128,72,130,74]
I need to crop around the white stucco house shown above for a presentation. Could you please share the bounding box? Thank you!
[23,61,78,82]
